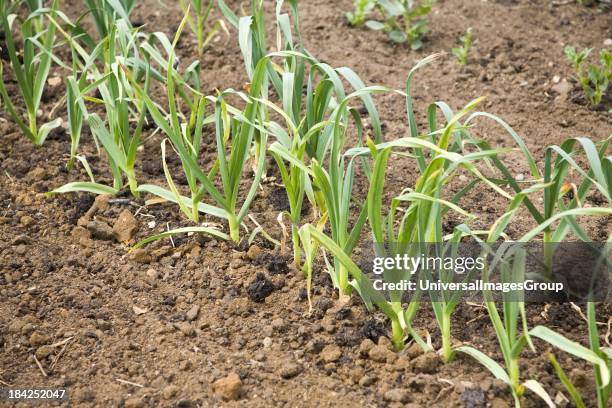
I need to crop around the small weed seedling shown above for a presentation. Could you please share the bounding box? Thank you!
[179,0,225,56]
[0,0,62,145]
[365,0,436,50]
[564,45,611,106]
[452,27,473,66]
[346,0,375,26]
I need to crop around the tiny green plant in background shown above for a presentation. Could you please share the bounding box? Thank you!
[564,45,611,106]
[0,0,62,146]
[346,0,375,26]
[179,0,225,56]
[452,27,473,66]
[365,0,436,50]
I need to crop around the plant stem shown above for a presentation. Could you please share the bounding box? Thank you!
[127,169,139,198]
[228,214,240,243]
[441,312,454,362]
[291,224,301,267]
[391,317,405,351]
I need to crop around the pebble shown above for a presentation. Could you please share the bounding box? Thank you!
[279,362,303,379]
[604,38,612,46]
[262,337,272,348]
[320,344,342,363]
[146,269,159,279]
[186,305,200,321]
[212,373,242,401]
[132,306,147,316]
[358,375,376,386]
[113,209,139,242]
[551,80,571,98]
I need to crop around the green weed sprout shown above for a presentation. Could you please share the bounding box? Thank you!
[346,0,375,26]
[451,27,472,66]
[564,45,611,106]
[365,0,436,50]
[179,0,225,56]
[0,0,62,146]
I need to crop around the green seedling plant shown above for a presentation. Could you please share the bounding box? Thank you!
[179,0,225,56]
[132,12,268,243]
[452,27,472,66]
[0,0,62,146]
[457,182,611,407]
[365,0,436,49]
[84,0,137,39]
[346,0,375,26]
[50,19,151,196]
[564,45,611,106]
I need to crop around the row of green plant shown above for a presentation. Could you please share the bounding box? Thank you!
[1,1,610,406]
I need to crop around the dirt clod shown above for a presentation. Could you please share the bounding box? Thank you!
[113,209,139,242]
[212,373,242,401]
[87,220,114,241]
[384,388,411,403]
[129,248,153,264]
[461,387,486,408]
[247,273,275,302]
[412,352,440,374]
[320,344,342,363]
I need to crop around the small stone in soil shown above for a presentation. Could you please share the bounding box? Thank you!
[279,362,303,379]
[212,373,242,401]
[246,273,274,302]
[186,305,200,321]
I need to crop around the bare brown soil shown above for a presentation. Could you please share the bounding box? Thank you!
[1,0,611,407]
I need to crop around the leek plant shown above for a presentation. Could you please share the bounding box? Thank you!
[179,0,224,56]
[84,0,137,39]
[0,0,62,146]
[132,13,268,243]
[51,20,150,196]
[457,254,610,407]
